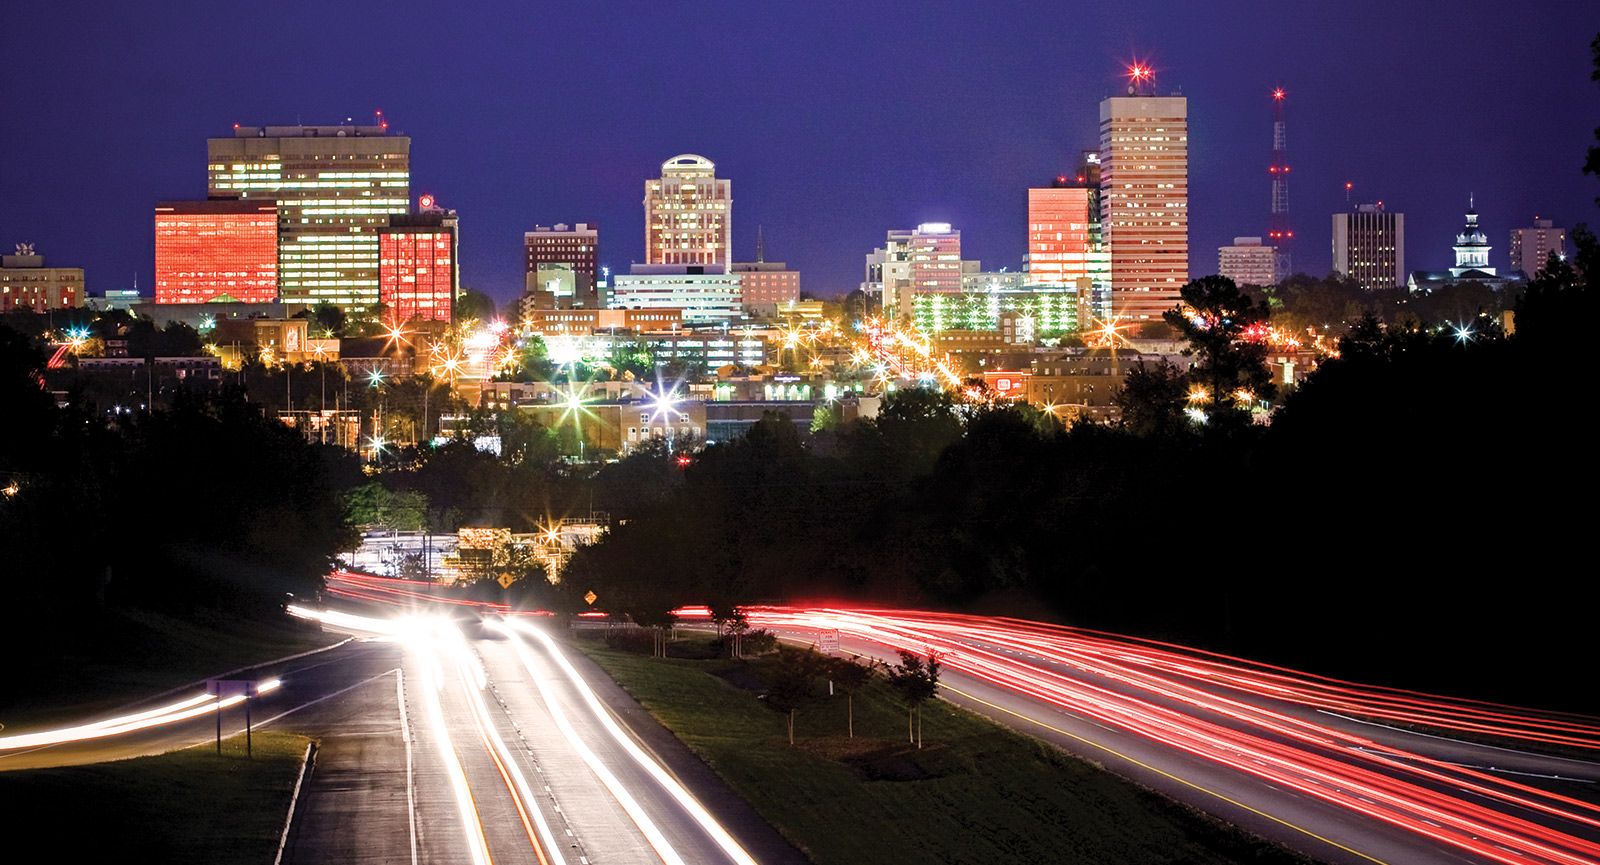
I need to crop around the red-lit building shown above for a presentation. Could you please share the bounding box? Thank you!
[379,212,458,324]
[1027,187,1095,287]
[154,200,278,304]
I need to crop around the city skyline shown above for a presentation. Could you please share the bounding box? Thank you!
[3,1,1597,309]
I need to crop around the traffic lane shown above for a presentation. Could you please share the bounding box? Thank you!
[279,665,417,865]
[477,628,701,865]
[0,639,399,772]
[430,635,571,865]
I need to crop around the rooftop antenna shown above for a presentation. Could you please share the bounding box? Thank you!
[1268,87,1292,279]
[756,225,766,263]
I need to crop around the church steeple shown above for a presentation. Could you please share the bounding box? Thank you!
[1450,197,1494,278]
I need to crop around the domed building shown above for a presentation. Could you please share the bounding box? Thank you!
[1408,199,1528,293]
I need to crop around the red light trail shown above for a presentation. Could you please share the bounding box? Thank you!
[327,572,1600,865]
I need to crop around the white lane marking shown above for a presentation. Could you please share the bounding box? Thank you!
[496,622,689,865]
[507,620,761,865]
[1321,711,1600,770]
[398,668,419,865]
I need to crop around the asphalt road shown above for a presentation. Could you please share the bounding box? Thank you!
[2,613,804,865]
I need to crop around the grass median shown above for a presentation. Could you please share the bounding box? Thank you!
[0,732,311,862]
[577,635,1315,865]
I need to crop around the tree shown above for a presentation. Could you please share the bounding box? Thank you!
[827,654,877,738]
[455,288,498,324]
[309,301,347,338]
[887,649,940,748]
[765,644,828,745]
[1114,360,1190,438]
[1163,275,1277,429]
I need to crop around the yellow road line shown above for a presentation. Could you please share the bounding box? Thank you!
[942,682,1391,865]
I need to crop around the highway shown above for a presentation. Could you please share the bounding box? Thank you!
[1,597,801,865]
[736,607,1600,865]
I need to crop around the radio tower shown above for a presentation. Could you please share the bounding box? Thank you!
[1268,88,1292,282]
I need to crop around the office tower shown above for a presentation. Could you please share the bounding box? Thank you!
[1027,181,1108,292]
[732,227,800,313]
[153,200,278,304]
[526,223,599,308]
[208,123,411,309]
[909,223,962,294]
[1510,218,1567,276]
[379,208,457,324]
[0,243,82,312]
[1267,89,1293,281]
[526,223,599,282]
[1332,203,1405,290]
[1099,72,1188,320]
[1218,237,1277,287]
[645,155,730,267]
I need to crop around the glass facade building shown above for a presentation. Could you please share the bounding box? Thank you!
[153,200,278,304]
[208,125,411,310]
[379,218,456,324]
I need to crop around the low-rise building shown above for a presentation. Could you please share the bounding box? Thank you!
[1,244,83,312]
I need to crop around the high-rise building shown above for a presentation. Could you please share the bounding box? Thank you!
[909,223,962,294]
[731,262,800,311]
[1099,77,1188,320]
[1218,237,1277,288]
[1332,203,1405,290]
[154,200,278,304]
[1510,218,1567,276]
[609,270,742,324]
[645,155,730,268]
[1,244,82,312]
[379,209,457,324]
[525,223,599,281]
[1027,187,1097,287]
[208,123,411,310]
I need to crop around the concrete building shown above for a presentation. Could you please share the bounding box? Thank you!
[645,155,730,268]
[610,267,743,324]
[1100,92,1189,320]
[208,123,411,310]
[1218,237,1278,287]
[525,223,599,308]
[1,244,83,312]
[1333,204,1406,290]
[153,200,278,304]
[379,210,457,324]
[1510,218,1567,277]
[521,308,683,337]
[731,261,800,314]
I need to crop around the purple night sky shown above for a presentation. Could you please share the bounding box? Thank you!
[4,1,1597,308]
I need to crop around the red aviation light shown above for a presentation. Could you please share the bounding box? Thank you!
[1273,88,1285,100]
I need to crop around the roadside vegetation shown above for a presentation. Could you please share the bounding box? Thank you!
[0,732,311,863]
[577,635,1315,865]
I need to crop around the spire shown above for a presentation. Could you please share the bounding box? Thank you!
[756,224,765,263]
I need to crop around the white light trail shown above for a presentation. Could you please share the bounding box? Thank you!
[504,619,761,865]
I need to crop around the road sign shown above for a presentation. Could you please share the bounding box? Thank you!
[498,571,515,589]
[584,591,597,606]
[819,629,840,654]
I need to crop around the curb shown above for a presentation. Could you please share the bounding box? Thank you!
[274,740,318,865]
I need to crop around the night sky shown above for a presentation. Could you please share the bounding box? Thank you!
[4,1,1597,309]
